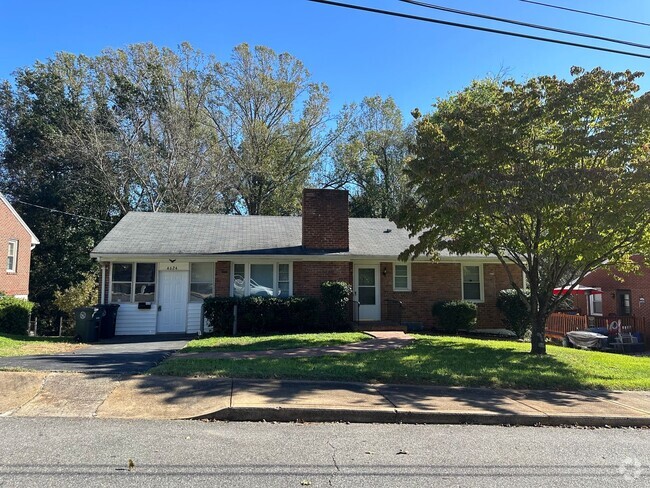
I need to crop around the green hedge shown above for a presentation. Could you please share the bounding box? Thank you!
[496,289,531,338]
[0,295,35,336]
[320,281,353,330]
[431,300,477,334]
[203,296,320,336]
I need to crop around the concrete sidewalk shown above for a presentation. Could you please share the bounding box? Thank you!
[1,371,649,426]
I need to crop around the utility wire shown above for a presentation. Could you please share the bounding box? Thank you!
[520,0,650,28]
[400,0,650,50]
[11,198,114,224]
[308,0,650,59]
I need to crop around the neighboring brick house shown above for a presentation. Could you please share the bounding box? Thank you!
[91,188,522,335]
[576,255,650,322]
[0,194,39,299]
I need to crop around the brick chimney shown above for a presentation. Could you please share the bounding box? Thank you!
[302,188,349,251]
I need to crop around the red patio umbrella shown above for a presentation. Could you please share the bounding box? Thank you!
[553,285,603,295]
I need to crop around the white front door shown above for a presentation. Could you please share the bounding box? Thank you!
[354,265,381,321]
[157,270,189,333]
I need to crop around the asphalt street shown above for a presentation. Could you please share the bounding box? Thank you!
[0,336,189,374]
[0,418,647,487]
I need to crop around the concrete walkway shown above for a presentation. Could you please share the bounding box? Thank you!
[174,331,414,360]
[2,371,649,427]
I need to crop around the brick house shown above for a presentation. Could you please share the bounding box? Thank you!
[576,255,650,323]
[91,189,522,335]
[0,194,39,298]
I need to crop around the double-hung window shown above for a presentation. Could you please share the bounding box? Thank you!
[6,240,17,273]
[111,263,156,303]
[190,263,215,302]
[462,265,483,302]
[589,292,603,316]
[393,263,411,291]
[232,263,292,298]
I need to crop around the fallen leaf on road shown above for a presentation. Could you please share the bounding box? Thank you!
[128,459,135,471]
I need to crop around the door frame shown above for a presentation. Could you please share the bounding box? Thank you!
[156,269,189,334]
[353,264,381,321]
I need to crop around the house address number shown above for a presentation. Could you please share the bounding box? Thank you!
[158,262,190,271]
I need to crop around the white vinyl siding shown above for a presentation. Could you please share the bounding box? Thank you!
[115,304,157,335]
[186,302,204,334]
[462,265,484,302]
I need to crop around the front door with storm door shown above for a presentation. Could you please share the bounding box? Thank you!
[157,271,189,333]
[354,265,381,321]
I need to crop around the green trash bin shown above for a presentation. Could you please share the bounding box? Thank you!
[73,307,99,343]
[96,304,120,339]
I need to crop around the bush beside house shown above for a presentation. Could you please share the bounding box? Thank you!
[432,300,477,334]
[203,296,320,336]
[0,294,35,336]
[320,281,353,331]
[496,289,531,338]
[203,280,353,336]
[53,272,98,335]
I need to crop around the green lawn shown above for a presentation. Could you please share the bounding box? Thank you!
[179,332,369,354]
[151,335,650,391]
[0,333,83,357]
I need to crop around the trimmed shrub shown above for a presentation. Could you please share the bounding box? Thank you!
[431,300,477,334]
[203,296,320,336]
[53,272,98,335]
[496,289,531,338]
[320,281,353,330]
[0,295,35,336]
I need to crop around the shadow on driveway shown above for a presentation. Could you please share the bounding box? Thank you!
[0,335,191,375]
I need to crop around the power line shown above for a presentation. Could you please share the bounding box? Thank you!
[308,0,650,59]
[400,0,650,50]
[520,0,650,28]
[11,198,114,224]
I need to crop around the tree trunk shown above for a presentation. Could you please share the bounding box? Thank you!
[530,311,547,355]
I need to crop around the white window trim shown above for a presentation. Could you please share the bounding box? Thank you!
[393,262,411,292]
[589,292,603,316]
[189,262,215,302]
[7,239,17,273]
[109,262,158,304]
[230,261,293,298]
[461,263,484,303]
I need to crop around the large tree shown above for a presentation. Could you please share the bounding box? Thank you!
[0,60,113,323]
[398,67,650,354]
[69,43,229,214]
[204,43,348,215]
[326,95,412,218]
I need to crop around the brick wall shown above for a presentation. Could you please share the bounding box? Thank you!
[380,261,522,329]
[579,255,650,322]
[215,261,231,297]
[0,201,33,297]
[302,189,349,251]
[293,261,353,297]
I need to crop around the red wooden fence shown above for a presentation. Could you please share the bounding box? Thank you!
[546,313,588,339]
[546,313,649,348]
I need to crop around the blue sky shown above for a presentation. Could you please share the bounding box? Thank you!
[2,0,649,116]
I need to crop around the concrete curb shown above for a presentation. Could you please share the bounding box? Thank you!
[191,406,650,427]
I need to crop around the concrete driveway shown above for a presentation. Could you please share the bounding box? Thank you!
[0,335,190,375]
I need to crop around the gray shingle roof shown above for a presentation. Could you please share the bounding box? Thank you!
[91,212,426,258]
